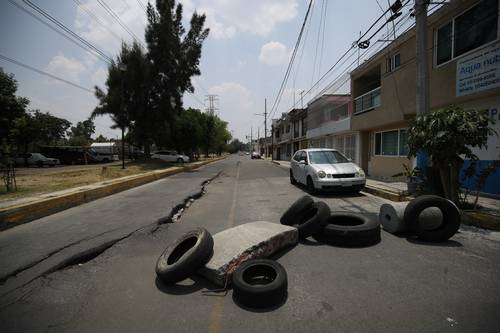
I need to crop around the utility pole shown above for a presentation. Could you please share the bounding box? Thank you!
[251,126,253,152]
[254,98,268,157]
[299,90,305,109]
[264,98,267,157]
[415,0,430,170]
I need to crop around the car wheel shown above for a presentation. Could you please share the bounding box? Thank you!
[313,212,381,247]
[156,228,214,284]
[177,158,183,163]
[37,161,44,168]
[289,170,297,184]
[306,176,316,194]
[403,195,460,242]
[232,259,287,309]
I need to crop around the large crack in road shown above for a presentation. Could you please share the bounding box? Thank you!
[0,171,222,308]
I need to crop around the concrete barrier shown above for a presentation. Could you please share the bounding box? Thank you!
[198,221,298,287]
[0,157,226,231]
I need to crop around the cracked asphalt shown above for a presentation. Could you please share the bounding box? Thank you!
[1,155,499,332]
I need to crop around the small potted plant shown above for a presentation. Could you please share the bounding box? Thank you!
[392,164,423,194]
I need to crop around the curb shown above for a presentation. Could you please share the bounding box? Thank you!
[0,157,226,231]
[461,210,500,231]
[362,185,405,202]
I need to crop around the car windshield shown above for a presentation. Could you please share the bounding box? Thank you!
[308,151,348,164]
[31,153,44,158]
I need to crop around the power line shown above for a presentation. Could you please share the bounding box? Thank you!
[7,0,112,65]
[0,53,94,93]
[96,0,145,48]
[72,0,124,44]
[136,0,147,11]
[310,0,324,89]
[21,0,114,64]
[318,0,328,83]
[268,0,314,120]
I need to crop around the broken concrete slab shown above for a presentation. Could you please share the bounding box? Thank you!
[198,221,298,287]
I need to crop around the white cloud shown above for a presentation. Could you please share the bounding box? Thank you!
[206,82,255,139]
[91,67,108,86]
[46,53,86,82]
[259,41,289,66]
[74,0,147,54]
[186,0,298,39]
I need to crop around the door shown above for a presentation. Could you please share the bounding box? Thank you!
[296,151,307,184]
[291,150,300,181]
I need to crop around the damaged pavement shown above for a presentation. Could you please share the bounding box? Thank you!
[1,156,500,332]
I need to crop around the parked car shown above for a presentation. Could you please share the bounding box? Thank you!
[290,148,365,193]
[251,152,261,159]
[14,153,60,167]
[151,151,190,163]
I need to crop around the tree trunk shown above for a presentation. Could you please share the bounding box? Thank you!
[121,128,125,169]
[23,143,28,167]
[439,165,451,200]
[449,157,463,205]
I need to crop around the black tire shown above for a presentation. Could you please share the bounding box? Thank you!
[177,158,183,163]
[232,259,287,309]
[404,195,460,242]
[306,176,316,194]
[280,195,313,226]
[156,228,214,284]
[37,161,44,168]
[289,170,297,184]
[313,212,381,247]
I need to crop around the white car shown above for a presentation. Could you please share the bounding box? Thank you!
[151,150,190,163]
[290,148,366,193]
[14,153,60,167]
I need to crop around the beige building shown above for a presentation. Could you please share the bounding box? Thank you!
[351,0,500,179]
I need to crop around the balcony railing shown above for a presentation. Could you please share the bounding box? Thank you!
[354,87,381,114]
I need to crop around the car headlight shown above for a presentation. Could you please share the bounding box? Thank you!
[355,169,365,178]
[317,170,326,178]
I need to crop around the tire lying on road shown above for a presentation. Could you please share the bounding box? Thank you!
[232,259,287,309]
[156,228,214,284]
[313,212,381,247]
[403,195,460,242]
[281,199,330,238]
[280,195,313,225]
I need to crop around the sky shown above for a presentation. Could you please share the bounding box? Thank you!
[0,0,416,142]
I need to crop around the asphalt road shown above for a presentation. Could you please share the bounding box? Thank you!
[1,155,499,332]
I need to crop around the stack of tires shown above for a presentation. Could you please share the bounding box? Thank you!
[155,228,288,310]
[379,195,461,242]
[280,195,381,247]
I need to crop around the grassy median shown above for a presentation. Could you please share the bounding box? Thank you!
[0,158,210,202]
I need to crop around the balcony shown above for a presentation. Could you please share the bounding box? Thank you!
[354,87,381,114]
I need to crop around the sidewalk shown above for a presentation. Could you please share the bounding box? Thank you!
[270,159,500,208]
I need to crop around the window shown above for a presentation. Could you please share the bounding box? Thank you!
[435,0,499,66]
[301,117,307,136]
[393,53,401,69]
[374,129,408,156]
[386,53,401,72]
[286,124,290,133]
[308,150,349,164]
[436,22,452,65]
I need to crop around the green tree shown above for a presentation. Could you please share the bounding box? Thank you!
[0,69,29,144]
[10,112,41,166]
[174,108,203,158]
[67,118,95,146]
[94,134,109,143]
[407,105,496,204]
[145,0,209,147]
[32,110,71,145]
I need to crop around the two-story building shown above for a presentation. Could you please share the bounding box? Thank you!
[351,0,500,194]
[306,94,360,164]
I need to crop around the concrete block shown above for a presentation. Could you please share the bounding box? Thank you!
[380,202,443,234]
[198,221,298,287]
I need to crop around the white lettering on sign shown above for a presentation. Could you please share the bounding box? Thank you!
[456,42,500,97]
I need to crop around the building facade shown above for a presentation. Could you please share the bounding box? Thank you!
[306,94,360,164]
[350,0,500,194]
